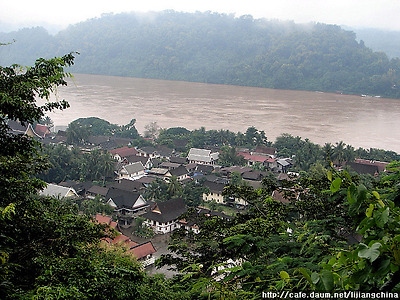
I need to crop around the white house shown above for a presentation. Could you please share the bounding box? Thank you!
[142,198,187,234]
[116,162,146,180]
[187,148,219,165]
[40,183,78,198]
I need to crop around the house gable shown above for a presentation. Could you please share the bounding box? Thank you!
[40,183,78,198]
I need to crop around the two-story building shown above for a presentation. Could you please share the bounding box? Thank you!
[106,188,149,226]
[142,198,187,234]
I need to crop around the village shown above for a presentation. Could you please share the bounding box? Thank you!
[6,118,393,273]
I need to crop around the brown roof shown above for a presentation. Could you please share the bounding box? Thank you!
[204,181,225,194]
[220,166,253,175]
[136,176,156,184]
[88,185,109,197]
[351,159,389,173]
[110,146,139,157]
[169,165,189,177]
[125,155,149,165]
[254,146,277,156]
[128,241,156,259]
[109,179,145,192]
[109,221,118,229]
[88,135,110,145]
[272,190,290,204]
[237,151,269,163]
[169,157,188,164]
[142,198,187,223]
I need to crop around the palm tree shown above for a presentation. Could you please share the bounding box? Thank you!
[323,142,333,162]
[332,141,347,166]
[167,175,182,198]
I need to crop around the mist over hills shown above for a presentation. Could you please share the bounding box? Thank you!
[1,10,400,98]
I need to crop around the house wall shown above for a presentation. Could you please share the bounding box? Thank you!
[189,159,216,165]
[144,219,179,234]
[203,192,224,204]
[203,192,247,207]
[140,255,156,267]
[118,169,146,181]
[177,173,189,181]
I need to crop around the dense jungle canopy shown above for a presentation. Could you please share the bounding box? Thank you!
[1,10,400,98]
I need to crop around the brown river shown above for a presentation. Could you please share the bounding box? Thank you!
[46,73,400,153]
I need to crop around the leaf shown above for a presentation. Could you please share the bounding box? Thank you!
[374,207,389,228]
[311,272,320,284]
[280,271,290,282]
[356,185,368,204]
[342,170,352,182]
[375,258,391,277]
[330,177,342,193]
[358,242,382,263]
[297,267,312,284]
[327,170,332,182]
[372,191,380,200]
[319,270,334,291]
[365,204,374,218]
[347,183,356,204]
[357,218,375,234]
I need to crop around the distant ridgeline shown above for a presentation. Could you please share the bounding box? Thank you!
[1,10,400,98]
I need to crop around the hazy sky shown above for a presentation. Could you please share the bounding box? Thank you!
[1,0,400,31]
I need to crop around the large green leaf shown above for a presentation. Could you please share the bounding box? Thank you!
[317,270,334,291]
[330,177,342,193]
[358,242,382,263]
[365,204,374,218]
[374,207,389,228]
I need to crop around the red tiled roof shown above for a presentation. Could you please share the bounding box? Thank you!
[35,124,51,137]
[237,152,269,163]
[95,214,112,225]
[128,241,156,259]
[111,234,130,244]
[109,221,118,229]
[124,240,139,249]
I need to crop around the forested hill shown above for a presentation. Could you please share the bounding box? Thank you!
[1,10,400,98]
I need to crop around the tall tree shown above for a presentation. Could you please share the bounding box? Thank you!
[167,175,183,198]
[0,54,188,299]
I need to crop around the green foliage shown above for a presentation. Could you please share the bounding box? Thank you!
[219,145,246,167]
[0,53,188,299]
[273,133,400,172]
[80,195,114,216]
[117,118,140,139]
[133,216,154,238]
[38,144,115,183]
[144,178,170,202]
[2,11,400,97]
[66,117,141,145]
[157,162,400,296]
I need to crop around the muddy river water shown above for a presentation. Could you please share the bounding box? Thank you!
[46,73,400,153]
